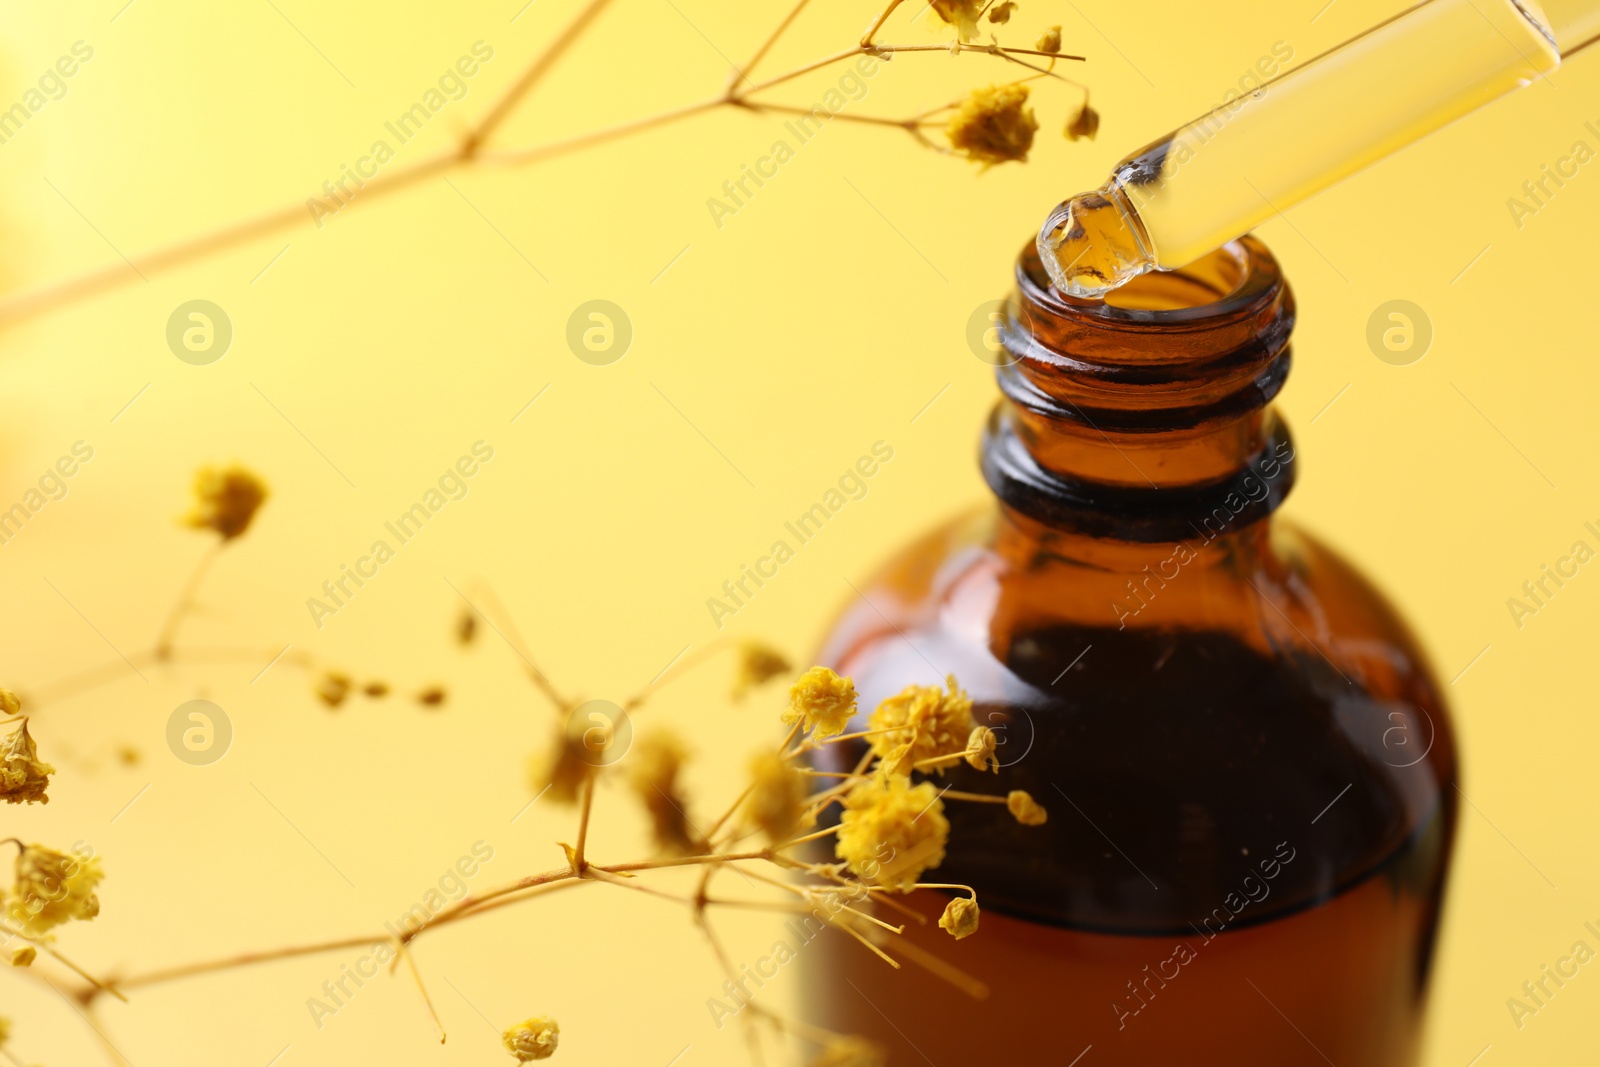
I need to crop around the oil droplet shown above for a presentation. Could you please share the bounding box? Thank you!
[1036,185,1157,300]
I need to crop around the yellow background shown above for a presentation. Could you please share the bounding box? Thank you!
[1,0,1596,1063]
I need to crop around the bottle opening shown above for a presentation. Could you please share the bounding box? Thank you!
[1102,240,1249,312]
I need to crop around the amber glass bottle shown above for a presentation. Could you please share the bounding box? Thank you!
[805,236,1457,1065]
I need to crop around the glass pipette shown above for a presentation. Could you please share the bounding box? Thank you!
[1038,0,1600,298]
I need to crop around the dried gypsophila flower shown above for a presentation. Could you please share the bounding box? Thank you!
[835,775,949,892]
[733,640,792,701]
[1066,102,1100,141]
[502,1015,559,1061]
[315,671,352,709]
[8,945,34,967]
[0,720,53,805]
[867,676,975,774]
[925,0,984,41]
[183,464,268,541]
[530,726,595,806]
[782,666,857,739]
[964,725,998,773]
[0,688,20,716]
[938,895,980,939]
[744,750,811,844]
[626,730,701,855]
[1007,789,1048,826]
[946,82,1039,166]
[809,1036,887,1067]
[987,0,1017,23]
[1036,25,1062,53]
[5,843,103,938]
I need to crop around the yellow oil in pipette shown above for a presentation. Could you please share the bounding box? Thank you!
[1039,0,1591,298]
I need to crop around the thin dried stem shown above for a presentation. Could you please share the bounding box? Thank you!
[397,942,448,1044]
[0,6,1091,327]
[586,867,691,904]
[727,0,815,92]
[572,776,596,871]
[457,582,570,714]
[0,149,458,325]
[941,789,1007,803]
[0,921,126,1001]
[620,635,732,712]
[733,45,865,98]
[113,934,382,991]
[773,824,840,848]
[877,42,1086,62]
[834,916,901,968]
[860,0,907,46]
[463,0,619,156]
[152,541,223,661]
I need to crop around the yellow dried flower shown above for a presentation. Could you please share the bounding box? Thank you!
[456,607,479,645]
[809,1036,886,1067]
[0,689,20,716]
[502,1016,560,1061]
[315,671,352,709]
[835,776,949,892]
[117,745,141,766]
[926,0,984,40]
[183,464,267,541]
[744,751,809,844]
[1036,25,1062,53]
[867,676,975,774]
[879,740,915,778]
[0,1016,8,1045]
[987,0,1017,23]
[938,895,980,939]
[6,843,103,938]
[782,667,857,739]
[530,727,594,806]
[963,726,998,773]
[1007,789,1048,826]
[9,945,35,967]
[946,83,1039,166]
[733,641,792,701]
[363,681,390,698]
[0,721,53,805]
[1066,102,1100,141]
[626,731,701,855]
[416,685,446,707]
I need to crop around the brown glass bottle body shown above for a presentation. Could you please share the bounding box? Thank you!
[802,238,1457,1065]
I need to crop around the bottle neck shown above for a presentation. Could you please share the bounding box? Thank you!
[981,235,1297,547]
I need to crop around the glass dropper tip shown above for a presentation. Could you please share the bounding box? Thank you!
[1036,186,1158,300]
